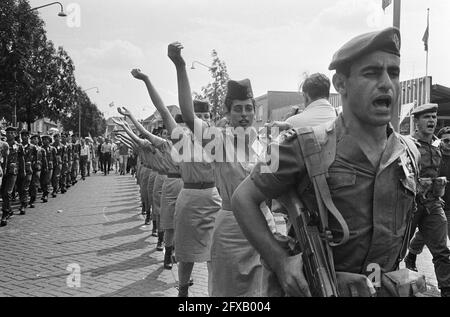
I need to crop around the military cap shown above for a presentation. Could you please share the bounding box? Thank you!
[5,126,17,132]
[226,79,253,100]
[194,100,210,113]
[329,27,401,71]
[41,134,52,141]
[411,103,438,117]
[19,129,30,135]
[174,114,184,124]
[30,133,40,139]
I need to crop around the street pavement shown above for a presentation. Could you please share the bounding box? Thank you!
[0,171,443,297]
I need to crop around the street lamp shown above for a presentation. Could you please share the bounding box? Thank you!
[27,2,67,17]
[80,87,100,138]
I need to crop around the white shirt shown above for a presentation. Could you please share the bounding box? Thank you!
[80,144,90,156]
[286,98,337,128]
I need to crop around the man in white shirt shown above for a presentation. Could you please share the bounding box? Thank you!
[80,138,90,180]
[267,73,337,131]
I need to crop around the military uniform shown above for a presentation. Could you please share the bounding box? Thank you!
[0,140,8,188]
[40,135,56,202]
[1,127,25,225]
[404,104,450,290]
[17,130,34,213]
[52,137,64,196]
[29,134,47,207]
[59,136,69,193]
[71,138,81,184]
[64,139,73,188]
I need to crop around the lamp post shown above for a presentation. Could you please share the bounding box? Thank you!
[81,87,99,138]
[191,60,219,121]
[27,2,67,17]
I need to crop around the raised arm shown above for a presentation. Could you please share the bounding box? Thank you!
[114,112,165,147]
[130,69,178,133]
[168,42,206,134]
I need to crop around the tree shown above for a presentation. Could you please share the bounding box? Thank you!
[194,50,229,122]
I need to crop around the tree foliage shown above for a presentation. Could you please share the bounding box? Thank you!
[194,50,230,122]
[0,0,105,136]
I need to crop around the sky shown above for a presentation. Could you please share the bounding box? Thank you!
[29,0,450,120]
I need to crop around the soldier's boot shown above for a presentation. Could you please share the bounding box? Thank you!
[177,284,189,297]
[151,221,158,237]
[29,197,36,208]
[156,231,164,251]
[51,191,57,198]
[41,195,48,203]
[144,212,151,225]
[1,210,7,227]
[441,287,450,297]
[404,253,418,272]
[164,246,173,270]
[19,204,26,215]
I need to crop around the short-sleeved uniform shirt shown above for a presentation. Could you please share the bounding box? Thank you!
[251,115,418,274]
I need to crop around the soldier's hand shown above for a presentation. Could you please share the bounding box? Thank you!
[168,42,185,67]
[265,121,292,132]
[117,107,132,118]
[276,254,311,297]
[131,69,148,81]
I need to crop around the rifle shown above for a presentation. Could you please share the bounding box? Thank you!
[277,189,339,297]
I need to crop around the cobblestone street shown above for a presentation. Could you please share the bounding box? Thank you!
[0,172,443,297]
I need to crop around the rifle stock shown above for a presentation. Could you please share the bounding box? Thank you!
[278,189,339,297]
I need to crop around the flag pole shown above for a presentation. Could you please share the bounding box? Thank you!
[425,8,430,77]
[392,0,401,132]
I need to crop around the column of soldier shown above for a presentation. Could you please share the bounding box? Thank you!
[2,26,450,298]
[0,130,85,228]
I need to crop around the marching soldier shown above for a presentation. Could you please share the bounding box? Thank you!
[403,104,450,296]
[71,134,81,185]
[29,134,47,208]
[1,127,25,226]
[40,134,56,203]
[17,129,34,215]
[51,133,64,197]
[0,136,9,202]
[59,132,69,193]
[231,27,430,297]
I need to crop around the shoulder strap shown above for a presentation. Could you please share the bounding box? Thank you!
[294,122,350,246]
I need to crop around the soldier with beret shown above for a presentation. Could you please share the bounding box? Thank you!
[230,27,438,297]
[51,133,64,197]
[29,134,47,208]
[169,41,274,297]
[402,104,450,296]
[16,129,35,215]
[0,137,9,198]
[71,134,81,185]
[59,132,69,193]
[1,127,25,226]
[40,134,56,203]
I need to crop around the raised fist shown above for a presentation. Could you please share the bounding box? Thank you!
[117,106,132,117]
[131,69,148,81]
[168,42,185,67]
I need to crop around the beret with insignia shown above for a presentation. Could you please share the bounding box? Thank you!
[329,27,401,71]
[411,103,438,118]
[5,126,17,132]
[226,79,253,100]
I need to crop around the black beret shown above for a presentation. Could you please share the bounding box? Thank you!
[329,27,401,71]
[194,100,210,113]
[411,103,438,117]
[20,129,29,135]
[174,114,184,124]
[5,126,17,132]
[226,79,253,100]
[41,134,52,141]
[30,134,40,139]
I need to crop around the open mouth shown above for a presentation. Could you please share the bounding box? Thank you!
[239,120,249,126]
[372,95,392,108]
[427,123,435,129]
